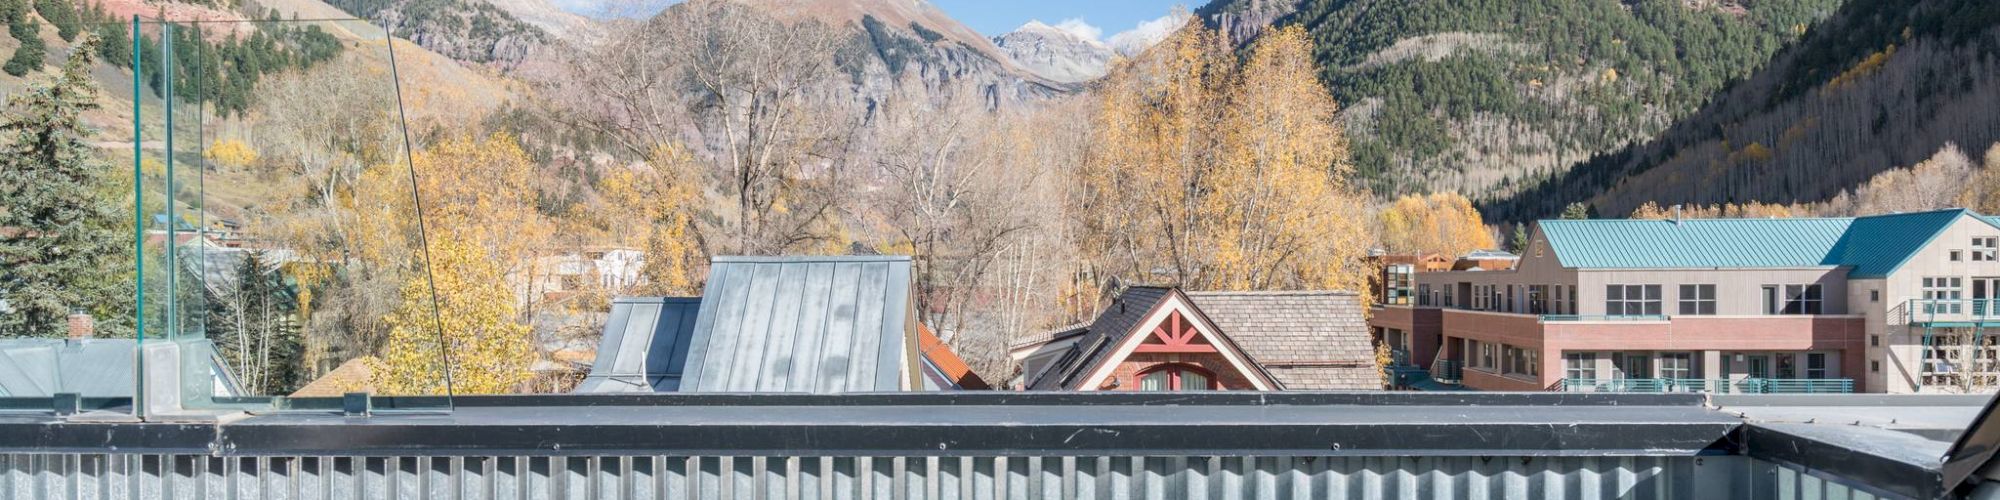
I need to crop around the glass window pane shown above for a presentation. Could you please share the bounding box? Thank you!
[1179,370,1209,391]
[1140,370,1170,391]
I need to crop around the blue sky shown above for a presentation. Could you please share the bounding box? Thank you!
[931,1,1191,38]
[554,1,1193,45]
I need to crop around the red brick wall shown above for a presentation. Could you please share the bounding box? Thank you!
[1097,353,1259,391]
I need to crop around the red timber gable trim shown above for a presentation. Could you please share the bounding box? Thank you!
[1134,311,1218,353]
[1075,291,1277,391]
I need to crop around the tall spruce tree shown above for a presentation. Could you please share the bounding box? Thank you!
[0,35,133,337]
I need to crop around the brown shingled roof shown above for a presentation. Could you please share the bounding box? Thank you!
[1183,291,1381,390]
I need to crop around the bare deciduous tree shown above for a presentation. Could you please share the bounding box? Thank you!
[551,0,862,256]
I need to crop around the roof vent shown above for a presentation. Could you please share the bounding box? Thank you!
[1673,204,1683,225]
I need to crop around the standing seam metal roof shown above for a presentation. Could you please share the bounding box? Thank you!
[1539,209,2000,277]
[678,256,915,393]
[573,297,702,393]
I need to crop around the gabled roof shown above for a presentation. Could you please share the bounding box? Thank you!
[1538,208,2000,277]
[1184,291,1378,390]
[1025,286,1171,390]
[679,256,917,393]
[573,297,702,393]
[1829,210,1973,278]
[1025,287,1342,391]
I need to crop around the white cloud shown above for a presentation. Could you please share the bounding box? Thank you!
[551,0,677,19]
[1050,18,1104,43]
[1107,11,1192,57]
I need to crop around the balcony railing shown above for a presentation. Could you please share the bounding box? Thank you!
[1555,378,1853,394]
[1432,360,1463,384]
[1389,348,1413,366]
[1539,314,1670,322]
[1899,299,2000,325]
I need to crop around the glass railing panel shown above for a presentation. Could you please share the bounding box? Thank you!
[0,16,151,414]
[135,17,451,413]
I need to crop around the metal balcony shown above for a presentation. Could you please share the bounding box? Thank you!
[1555,378,1854,394]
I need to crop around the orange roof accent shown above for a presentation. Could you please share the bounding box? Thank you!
[290,356,378,397]
[918,324,990,390]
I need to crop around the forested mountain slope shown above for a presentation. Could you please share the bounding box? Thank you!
[1487,0,2000,222]
[1197,0,1843,198]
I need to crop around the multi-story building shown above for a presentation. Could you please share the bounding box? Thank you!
[1371,208,2000,394]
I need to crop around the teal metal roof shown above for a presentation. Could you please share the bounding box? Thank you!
[1540,209,1992,278]
[1826,210,1969,277]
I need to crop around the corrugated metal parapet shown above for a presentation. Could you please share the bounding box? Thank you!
[0,453,1776,499]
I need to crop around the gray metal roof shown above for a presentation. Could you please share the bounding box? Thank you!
[573,297,702,393]
[678,256,918,393]
[0,338,237,398]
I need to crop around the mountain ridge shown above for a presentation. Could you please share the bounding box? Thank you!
[992,20,1114,83]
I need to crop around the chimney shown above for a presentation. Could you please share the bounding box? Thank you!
[66,310,94,340]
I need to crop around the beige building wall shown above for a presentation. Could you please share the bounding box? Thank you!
[1873,214,2000,393]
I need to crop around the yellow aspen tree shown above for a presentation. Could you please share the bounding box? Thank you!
[1075,24,1375,292]
[599,144,708,295]
[371,235,535,394]
[1378,192,1496,258]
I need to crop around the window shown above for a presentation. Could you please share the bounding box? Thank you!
[1528,285,1548,314]
[1924,277,1965,314]
[1806,353,1828,379]
[1783,284,1823,314]
[1136,364,1214,391]
[1480,342,1497,370]
[1612,352,1652,379]
[1552,285,1566,315]
[1976,237,1998,261]
[1870,289,1880,303]
[1658,353,1692,379]
[1953,250,1965,262]
[1502,345,1538,376]
[1763,285,1780,314]
[1382,265,1414,305]
[1416,283,1431,306]
[1472,285,1488,310]
[1678,284,1716,315]
[1606,284,1662,316]
[1871,360,1880,373]
[1871,335,1880,347]
[1565,353,1598,381]
[1442,286,1455,308]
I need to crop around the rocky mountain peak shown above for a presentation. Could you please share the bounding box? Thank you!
[993,20,1115,84]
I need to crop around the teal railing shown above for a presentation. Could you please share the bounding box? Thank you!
[1539,315,1670,322]
[1389,348,1413,367]
[1904,299,2000,324]
[1432,360,1463,384]
[1555,378,1852,394]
